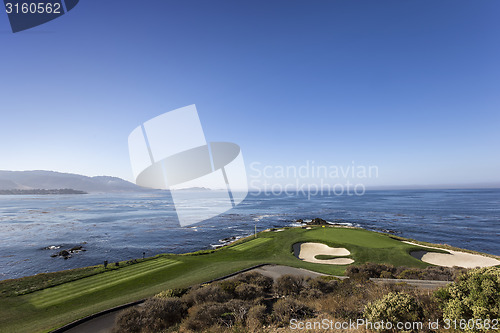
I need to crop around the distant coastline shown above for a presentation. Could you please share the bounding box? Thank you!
[0,170,145,193]
[0,189,87,195]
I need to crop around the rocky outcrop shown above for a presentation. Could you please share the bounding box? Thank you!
[50,245,86,259]
[307,218,329,225]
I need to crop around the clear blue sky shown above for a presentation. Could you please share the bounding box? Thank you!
[1,0,499,187]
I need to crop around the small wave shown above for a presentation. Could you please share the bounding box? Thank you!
[212,234,251,249]
[41,245,61,250]
[327,221,353,227]
[252,214,275,222]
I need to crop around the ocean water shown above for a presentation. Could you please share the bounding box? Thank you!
[0,189,499,280]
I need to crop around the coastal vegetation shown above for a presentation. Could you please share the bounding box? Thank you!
[113,266,500,332]
[436,267,500,332]
[0,226,498,333]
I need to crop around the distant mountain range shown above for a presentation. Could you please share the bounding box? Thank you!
[0,170,147,193]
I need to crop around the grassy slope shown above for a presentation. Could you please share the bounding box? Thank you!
[0,226,465,333]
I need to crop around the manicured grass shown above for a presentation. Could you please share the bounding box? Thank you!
[230,237,271,251]
[31,258,180,308]
[0,257,160,297]
[0,266,104,298]
[0,226,482,333]
[315,254,343,260]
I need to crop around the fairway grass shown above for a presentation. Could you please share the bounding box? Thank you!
[230,237,272,251]
[0,226,493,333]
[30,258,180,308]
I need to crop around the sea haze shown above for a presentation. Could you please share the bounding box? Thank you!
[0,189,499,280]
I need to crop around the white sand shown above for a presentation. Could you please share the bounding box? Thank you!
[293,242,354,265]
[404,241,500,268]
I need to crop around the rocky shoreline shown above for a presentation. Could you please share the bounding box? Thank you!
[43,244,87,259]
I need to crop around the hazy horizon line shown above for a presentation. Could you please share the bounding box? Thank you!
[2,169,499,191]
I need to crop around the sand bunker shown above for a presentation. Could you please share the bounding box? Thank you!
[293,242,354,265]
[405,241,500,268]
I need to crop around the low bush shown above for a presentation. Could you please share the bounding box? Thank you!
[113,297,187,333]
[397,268,424,280]
[435,267,500,332]
[308,276,339,294]
[235,283,265,300]
[346,263,466,281]
[237,271,274,292]
[112,307,142,333]
[272,298,314,325]
[317,280,371,320]
[183,302,234,330]
[226,298,253,325]
[380,271,393,278]
[183,283,230,305]
[346,263,396,280]
[246,304,268,330]
[425,265,466,281]
[363,292,424,332]
[299,287,323,299]
[218,280,240,296]
[274,274,307,296]
[418,292,442,324]
[154,287,188,299]
[141,297,187,329]
[113,270,479,333]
